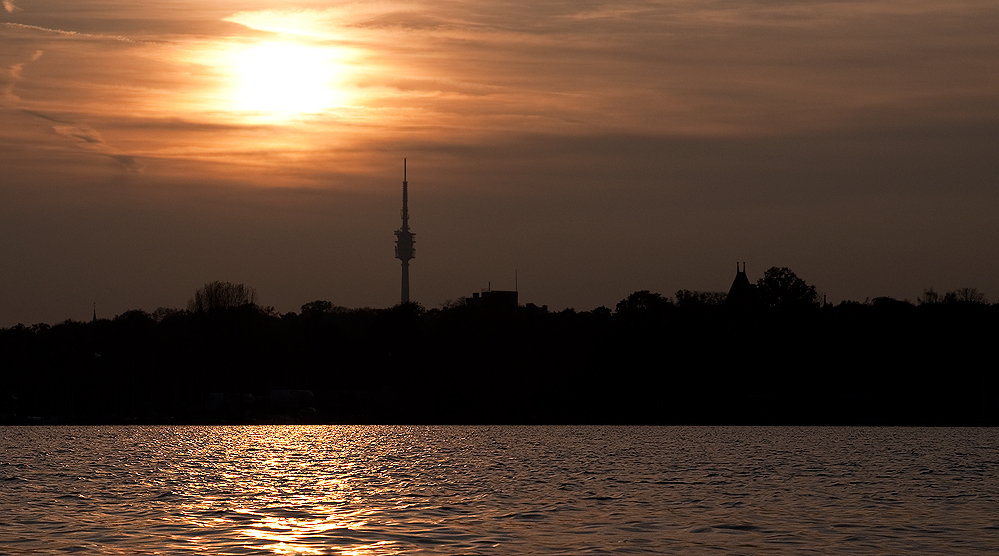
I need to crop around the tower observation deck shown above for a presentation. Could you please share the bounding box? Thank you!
[394,159,415,303]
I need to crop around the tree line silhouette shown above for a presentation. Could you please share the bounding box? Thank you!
[1,269,996,425]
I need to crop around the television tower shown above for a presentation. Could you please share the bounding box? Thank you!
[394,158,415,303]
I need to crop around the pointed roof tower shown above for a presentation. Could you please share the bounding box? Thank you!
[725,262,758,308]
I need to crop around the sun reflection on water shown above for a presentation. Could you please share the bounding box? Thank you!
[173,426,402,555]
[237,514,394,555]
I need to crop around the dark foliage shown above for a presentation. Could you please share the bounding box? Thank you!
[615,290,672,314]
[1,291,996,425]
[188,281,258,313]
[757,267,819,310]
[675,290,727,309]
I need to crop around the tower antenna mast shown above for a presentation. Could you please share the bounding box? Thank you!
[394,158,415,303]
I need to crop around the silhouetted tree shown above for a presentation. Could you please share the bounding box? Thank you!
[151,307,186,322]
[675,290,727,308]
[440,297,468,310]
[756,267,818,310]
[944,288,988,305]
[590,306,612,318]
[917,288,941,305]
[188,281,258,313]
[870,296,913,309]
[114,309,154,324]
[300,300,350,317]
[615,290,672,315]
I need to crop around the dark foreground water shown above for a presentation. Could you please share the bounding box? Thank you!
[1,426,997,555]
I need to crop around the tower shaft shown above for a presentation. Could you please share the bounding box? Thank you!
[401,260,410,304]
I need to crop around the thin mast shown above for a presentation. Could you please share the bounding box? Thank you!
[402,159,408,232]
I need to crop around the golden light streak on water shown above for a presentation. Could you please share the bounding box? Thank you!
[240,514,391,555]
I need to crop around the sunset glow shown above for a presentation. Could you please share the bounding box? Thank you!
[1,0,998,325]
[225,40,350,120]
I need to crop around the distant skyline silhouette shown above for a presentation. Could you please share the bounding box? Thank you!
[5,264,992,330]
[2,273,996,425]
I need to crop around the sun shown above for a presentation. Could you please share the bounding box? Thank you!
[228,41,346,118]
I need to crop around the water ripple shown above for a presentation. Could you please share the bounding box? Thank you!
[1,426,998,554]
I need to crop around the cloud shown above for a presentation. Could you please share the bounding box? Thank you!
[109,153,141,171]
[52,123,105,145]
[3,1,18,14]
[563,4,656,21]
[212,1,997,142]
[2,50,42,103]
[50,122,141,170]
[4,1,999,178]
[222,3,427,39]
[20,111,142,171]
[3,22,147,43]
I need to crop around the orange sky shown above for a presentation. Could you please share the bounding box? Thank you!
[1,0,998,324]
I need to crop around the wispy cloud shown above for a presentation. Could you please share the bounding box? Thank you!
[2,50,42,103]
[222,3,429,39]
[563,4,657,21]
[3,1,19,14]
[21,110,141,171]
[3,22,148,43]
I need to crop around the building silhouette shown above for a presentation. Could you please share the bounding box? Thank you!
[468,290,519,308]
[467,281,518,308]
[725,262,758,308]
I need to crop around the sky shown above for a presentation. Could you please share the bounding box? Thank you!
[1,0,997,325]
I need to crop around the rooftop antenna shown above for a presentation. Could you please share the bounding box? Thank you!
[394,158,415,304]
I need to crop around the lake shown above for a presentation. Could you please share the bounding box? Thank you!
[1,426,997,554]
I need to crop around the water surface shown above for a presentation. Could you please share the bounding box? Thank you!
[1,426,997,554]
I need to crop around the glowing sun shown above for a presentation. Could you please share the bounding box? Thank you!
[229,41,346,118]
